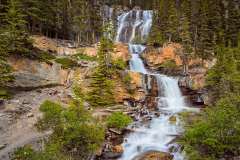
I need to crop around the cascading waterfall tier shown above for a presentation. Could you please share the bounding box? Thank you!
[115,8,194,160]
[115,9,152,74]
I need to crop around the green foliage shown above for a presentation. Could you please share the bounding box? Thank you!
[87,37,115,107]
[55,57,78,69]
[0,88,12,100]
[0,60,14,86]
[206,46,240,100]
[37,100,63,130]
[37,51,56,63]
[15,100,105,160]
[158,59,177,69]
[13,146,36,160]
[0,0,32,56]
[107,112,132,130]
[113,58,127,70]
[181,96,240,159]
[72,53,96,61]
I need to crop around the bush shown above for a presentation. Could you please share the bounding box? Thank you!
[38,100,63,130]
[181,96,240,159]
[55,57,78,69]
[107,112,132,129]
[24,100,105,160]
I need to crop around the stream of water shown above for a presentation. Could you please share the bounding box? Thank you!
[115,9,195,160]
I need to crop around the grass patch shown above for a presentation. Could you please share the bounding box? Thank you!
[55,57,78,69]
[72,53,96,61]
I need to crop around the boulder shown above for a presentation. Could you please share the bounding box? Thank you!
[135,151,173,160]
[7,56,72,90]
[112,145,124,154]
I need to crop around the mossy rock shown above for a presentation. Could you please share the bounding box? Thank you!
[169,115,177,124]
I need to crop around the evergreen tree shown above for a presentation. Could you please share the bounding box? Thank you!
[0,0,31,56]
[166,1,179,42]
[87,36,115,107]
[179,13,193,74]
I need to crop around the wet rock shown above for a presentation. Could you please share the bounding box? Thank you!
[102,152,122,159]
[145,96,158,110]
[112,145,124,154]
[169,116,177,123]
[135,151,173,160]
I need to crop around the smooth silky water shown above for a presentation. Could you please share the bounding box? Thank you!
[115,9,197,160]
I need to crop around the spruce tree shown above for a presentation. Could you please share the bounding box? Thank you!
[0,0,31,56]
[166,1,179,42]
[179,13,193,74]
[87,36,115,107]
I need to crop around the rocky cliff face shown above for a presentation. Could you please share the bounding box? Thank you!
[7,56,72,90]
[142,44,216,90]
[142,43,182,69]
[141,43,216,106]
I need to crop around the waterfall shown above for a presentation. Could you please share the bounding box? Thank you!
[129,44,146,73]
[156,75,186,113]
[115,8,192,160]
[120,75,186,160]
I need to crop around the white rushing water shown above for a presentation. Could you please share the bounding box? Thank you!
[115,8,192,160]
[120,75,186,160]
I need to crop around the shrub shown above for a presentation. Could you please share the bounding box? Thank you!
[15,100,105,160]
[181,96,240,159]
[38,100,63,130]
[113,59,127,70]
[107,112,132,129]
[55,57,78,69]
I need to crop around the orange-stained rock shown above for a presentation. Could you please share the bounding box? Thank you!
[142,43,182,68]
[114,71,145,103]
[83,42,131,62]
[32,35,77,56]
[113,43,131,62]
[112,145,124,153]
